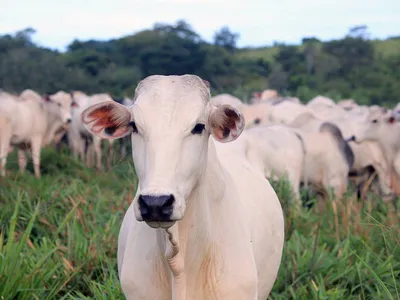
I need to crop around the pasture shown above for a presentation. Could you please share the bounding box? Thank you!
[1,146,399,299]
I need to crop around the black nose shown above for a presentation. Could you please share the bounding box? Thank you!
[138,194,175,221]
[66,118,72,124]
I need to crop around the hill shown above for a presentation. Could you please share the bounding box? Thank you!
[236,37,400,62]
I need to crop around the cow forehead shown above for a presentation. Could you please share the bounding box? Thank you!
[133,76,210,125]
[51,91,73,104]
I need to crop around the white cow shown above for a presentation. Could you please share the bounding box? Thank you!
[222,124,306,203]
[307,95,336,108]
[68,91,115,170]
[268,101,311,125]
[290,113,354,200]
[0,89,76,178]
[81,75,285,300]
[352,112,400,191]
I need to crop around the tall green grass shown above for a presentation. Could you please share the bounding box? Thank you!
[0,148,399,299]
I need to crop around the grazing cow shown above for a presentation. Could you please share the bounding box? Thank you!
[290,113,354,200]
[0,89,76,178]
[338,99,358,111]
[351,112,400,197]
[221,124,306,203]
[268,101,311,125]
[81,74,285,300]
[68,91,115,170]
[307,95,336,108]
[240,102,271,128]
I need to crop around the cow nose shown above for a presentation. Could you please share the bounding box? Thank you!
[66,118,72,124]
[138,194,175,221]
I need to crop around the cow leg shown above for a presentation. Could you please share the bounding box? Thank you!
[374,164,393,197]
[0,122,12,176]
[288,171,302,206]
[18,149,28,172]
[30,136,43,178]
[120,138,127,157]
[93,137,103,171]
[86,143,94,167]
[106,140,114,170]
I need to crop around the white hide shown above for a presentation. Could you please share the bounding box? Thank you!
[68,91,115,170]
[353,112,400,180]
[81,74,285,300]
[289,112,352,199]
[0,89,75,178]
[222,124,306,202]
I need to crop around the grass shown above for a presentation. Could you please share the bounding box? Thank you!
[0,147,399,299]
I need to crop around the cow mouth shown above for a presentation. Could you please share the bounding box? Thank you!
[146,221,176,229]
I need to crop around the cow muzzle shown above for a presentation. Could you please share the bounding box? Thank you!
[138,194,176,228]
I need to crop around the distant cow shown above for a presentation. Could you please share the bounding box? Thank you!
[290,113,354,200]
[0,89,76,178]
[81,74,285,299]
[68,91,116,170]
[222,124,306,203]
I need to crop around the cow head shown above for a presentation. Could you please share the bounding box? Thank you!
[353,112,397,144]
[44,91,78,124]
[81,75,244,229]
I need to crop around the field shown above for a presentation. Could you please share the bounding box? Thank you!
[1,147,399,299]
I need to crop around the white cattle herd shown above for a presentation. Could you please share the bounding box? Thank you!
[0,74,398,299]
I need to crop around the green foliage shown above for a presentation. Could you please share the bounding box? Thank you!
[0,148,399,299]
[1,23,399,105]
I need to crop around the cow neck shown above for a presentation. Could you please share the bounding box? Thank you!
[373,125,400,166]
[160,139,226,300]
[42,103,62,146]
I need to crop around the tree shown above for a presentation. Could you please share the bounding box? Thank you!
[213,26,240,53]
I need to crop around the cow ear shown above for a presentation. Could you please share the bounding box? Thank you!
[208,104,244,143]
[81,101,133,140]
[202,79,210,89]
[387,116,396,124]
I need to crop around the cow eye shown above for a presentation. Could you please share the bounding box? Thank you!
[372,119,378,123]
[57,103,61,107]
[129,121,138,133]
[191,123,205,135]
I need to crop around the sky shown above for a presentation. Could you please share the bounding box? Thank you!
[1,0,399,51]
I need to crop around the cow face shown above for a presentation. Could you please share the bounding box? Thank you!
[44,91,78,124]
[81,75,244,229]
[353,112,397,144]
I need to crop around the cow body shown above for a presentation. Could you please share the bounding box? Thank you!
[81,74,284,300]
[68,91,115,170]
[0,89,74,177]
[221,124,306,202]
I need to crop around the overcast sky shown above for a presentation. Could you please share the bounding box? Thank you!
[1,0,399,51]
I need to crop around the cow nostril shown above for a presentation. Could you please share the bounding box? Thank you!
[138,194,175,221]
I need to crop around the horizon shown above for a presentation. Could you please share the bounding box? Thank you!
[1,0,399,52]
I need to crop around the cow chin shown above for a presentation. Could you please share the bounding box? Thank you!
[145,221,176,229]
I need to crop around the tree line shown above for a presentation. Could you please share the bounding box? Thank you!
[0,21,399,106]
